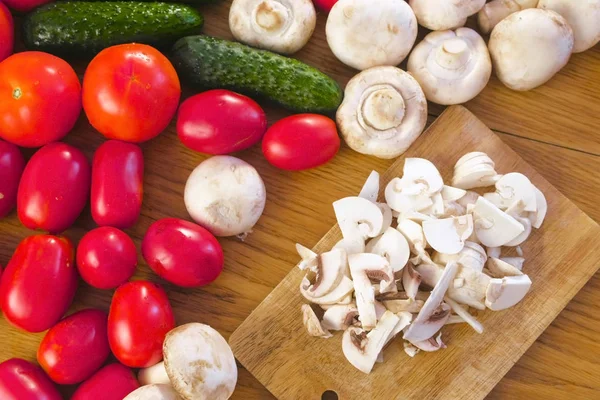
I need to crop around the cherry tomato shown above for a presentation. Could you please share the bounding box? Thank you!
[77,227,137,289]
[108,281,175,368]
[37,309,110,385]
[262,114,340,170]
[18,142,91,233]
[142,218,224,287]
[72,363,140,400]
[0,52,81,147]
[0,235,78,332]
[0,139,25,219]
[313,0,339,12]
[83,44,181,143]
[2,0,52,12]
[91,140,144,228]
[0,2,13,62]
[177,90,267,155]
[0,358,61,400]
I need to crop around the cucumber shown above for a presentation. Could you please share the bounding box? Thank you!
[23,2,204,55]
[171,35,343,114]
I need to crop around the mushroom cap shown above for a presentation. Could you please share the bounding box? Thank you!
[163,323,237,400]
[333,196,385,240]
[473,197,525,247]
[403,158,444,195]
[477,0,539,34]
[337,66,427,159]
[326,0,417,70]
[366,227,411,273]
[538,0,600,53]
[408,28,492,105]
[385,178,434,213]
[409,0,486,30]
[123,384,181,400]
[229,0,316,54]
[138,362,171,386]
[485,275,532,310]
[489,8,574,91]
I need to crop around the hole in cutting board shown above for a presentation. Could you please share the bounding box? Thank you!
[322,390,339,400]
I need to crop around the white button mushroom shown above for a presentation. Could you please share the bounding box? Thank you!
[422,215,474,255]
[538,0,600,53]
[408,28,492,105]
[477,0,539,34]
[408,0,486,30]
[452,152,499,189]
[358,170,380,203]
[484,172,537,212]
[337,67,428,159]
[385,178,433,214]
[402,158,444,195]
[301,249,348,298]
[124,384,181,400]
[485,275,532,311]
[229,0,316,54]
[138,362,171,386]
[333,196,385,242]
[300,275,355,305]
[326,0,417,70]
[473,197,525,247]
[489,8,574,91]
[366,227,411,273]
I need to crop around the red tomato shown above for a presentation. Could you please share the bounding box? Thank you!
[314,0,339,12]
[83,44,181,143]
[2,0,52,12]
[77,227,137,289]
[177,90,267,155]
[0,358,61,400]
[71,363,140,400]
[262,114,340,170]
[142,218,224,287]
[17,142,91,233]
[108,281,175,368]
[37,309,110,384]
[0,52,81,147]
[91,140,144,228]
[0,2,13,62]
[0,139,25,219]
[0,235,78,332]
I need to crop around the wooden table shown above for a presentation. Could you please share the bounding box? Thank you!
[1,3,599,399]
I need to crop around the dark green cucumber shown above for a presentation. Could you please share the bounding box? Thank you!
[171,35,343,114]
[23,2,203,55]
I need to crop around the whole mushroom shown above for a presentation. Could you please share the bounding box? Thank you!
[538,0,600,53]
[478,0,539,34]
[124,384,181,400]
[409,0,486,30]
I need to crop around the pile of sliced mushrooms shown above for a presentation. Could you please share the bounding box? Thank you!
[297,152,547,374]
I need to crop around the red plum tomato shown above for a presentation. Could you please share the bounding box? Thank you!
[108,280,175,368]
[0,358,61,400]
[83,44,181,143]
[0,52,81,147]
[177,89,267,154]
[71,363,140,400]
[91,140,144,229]
[37,309,110,385]
[0,235,78,332]
[142,218,224,287]
[262,114,340,170]
[77,227,137,289]
[0,139,25,218]
[3,0,53,12]
[0,2,13,62]
[313,0,339,12]
[17,142,90,233]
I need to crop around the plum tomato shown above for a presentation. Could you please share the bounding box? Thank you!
[0,358,61,400]
[0,2,13,62]
[314,0,339,12]
[71,363,140,400]
[2,0,53,12]
[0,139,25,219]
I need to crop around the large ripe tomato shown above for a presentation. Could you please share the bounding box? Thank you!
[77,227,138,289]
[0,358,61,400]
[108,281,175,368]
[142,218,224,287]
[18,142,91,233]
[0,139,25,219]
[0,2,13,62]
[0,52,81,148]
[71,363,140,400]
[83,44,181,143]
[177,90,267,154]
[37,309,110,384]
[2,0,52,12]
[262,114,340,170]
[0,235,78,332]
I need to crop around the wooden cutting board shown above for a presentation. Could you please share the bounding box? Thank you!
[229,106,600,400]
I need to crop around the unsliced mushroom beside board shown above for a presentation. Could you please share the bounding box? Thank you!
[297,152,547,374]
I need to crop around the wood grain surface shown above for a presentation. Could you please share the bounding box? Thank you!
[1,1,599,399]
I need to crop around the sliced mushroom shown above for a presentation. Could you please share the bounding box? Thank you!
[484,173,537,212]
[124,384,181,400]
[445,315,466,325]
[487,246,501,259]
[477,0,538,34]
[333,237,366,255]
[444,297,484,334]
[411,333,446,352]
[397,218,433,264]
[302,249,348,298]
[358,171,380,202]
[302,304,333,338]
[402,158,444,195]
[500,257,525,271]
[322,304,359,331]
[386,178,434,213]
[486,275,532,311]
[422,214,473,255]
[300,275,355,305]
[441,185,467,202]
[408,0,486,30]
[333,196,384,243]
[486,257,523,278]
[504,216,532,246]
[376,203,394,237]
[458,241,487,272]
[296,243,317,271]
[529,186,548,229]
[366,227,411,273]
[382,298,424,313]
[538,0,600,53]
[457,190,480,210]
[383,311,413,347]
[402,263,422,300]
[138,362,170,386]
[404,342,420,357]
[473,197,525,247]
[447,265,491,310]
[337,67,428,159]
[414,263,443,288]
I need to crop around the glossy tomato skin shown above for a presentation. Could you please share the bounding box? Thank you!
[91,140,144,228]
[0,52,81,147]
[142,218,224,287]
[37,309,110,384]
[0,2,13,62]
[108,281,175,368]
[3,0,52,12]
[77,227,137,289]
[0,139,25,218]
[71,363,140,400]
[0,358,61,400]
[177,90,267,155]
[0,235,78,332]
[18,142,91,233]
[313,0,339,12]
[262,114,340,171]
[83,44,181,143]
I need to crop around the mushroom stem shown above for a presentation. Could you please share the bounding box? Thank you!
[361,86,406,131]
[444,297,484,334]
[436,38,470,68]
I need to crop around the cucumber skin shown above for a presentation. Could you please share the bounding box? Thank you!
[171,36,344,114]
[23,2,204,56]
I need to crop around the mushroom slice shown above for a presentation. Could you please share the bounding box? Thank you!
[486,258,523,278]
[411,333,446,352]
[300,275,354,305]
[399,211,436,223]
[452,164,498,190]
[229,0,316,55]
[358,171,380,203]
[336,67,427,160]
[455,152,493,168]
[477,0,538,35]
[376,203,394,237]
[383,312,413,347]
[422,214,473,255]
[407,28,492,105]
[414,263,443,288]
[382,298,424,313]
[485,275,532,311]
[333,237,366,256]
[342,311,400,374]
[528,186,548,229]
[326,0,417,70]
[408,0,486,30]
[302,304,333,338]
[457,191,480,209]
[385,178,434,213]
[397,218,432,264]
[473,197,524,247]
[486,246,501,259]
[138,362,170,386]
[445,315,466,325]
[500,257,525,271]
[402,263,421,300]
[124,384,181,400]
[302,249,348,298]
[333,196,384,240]
[296,243,318,271]
[484,173,537,212]
[504,216,532,246]
[458,241,487,272]
[538,0,600,53]
[404,342,420,358]
[421,193,445,217]
[444,297,484,334]
[402,158,444,195]
[447,265,490,310]
[442,185,467,202]
[322,304,359,331]
[366,227,410,273]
